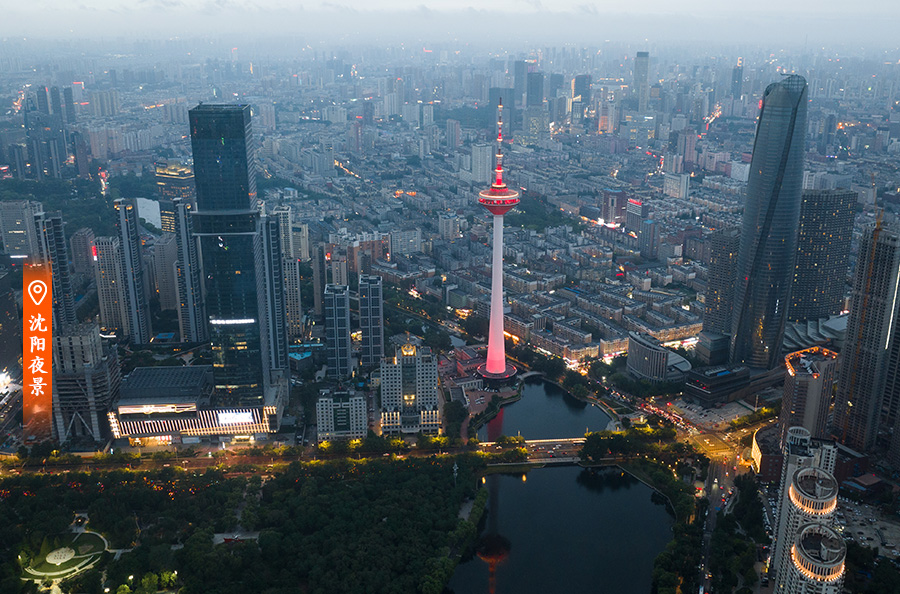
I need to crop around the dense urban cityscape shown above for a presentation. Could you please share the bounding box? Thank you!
[2,8,900,593]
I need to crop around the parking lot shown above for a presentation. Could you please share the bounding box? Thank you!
[761,488,900,561]
[834,498,900,559]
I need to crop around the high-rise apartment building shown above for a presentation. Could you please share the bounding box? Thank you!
[324,284,352,378]
[634,52,650,112]
[292,223,310,261]
[37,211,77,332]
[311,242,327,316]
[780,348,839,448]
[69,227,95,275]
[731,75,808,370]
[380,343,440,435]
[472,143,494,184]
[771,427,844,594]
[93,236,127,335]
[359,275,384,368]
[52,323,120,443]
[833,222,900,451]
[171,198,206,343]
[789,189,855,323]
[115,198,152,344]
[704,228,740,335]
[261,214,289,373]
[284,258,303,342]
[153,234,178,311]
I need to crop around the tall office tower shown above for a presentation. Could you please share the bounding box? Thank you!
[472,143,494,184]
[293,223,310,261]
[380,342,440,434]
[114,199,152,344]
[359,275,384,367]
[0,200,42,260]
[730,75,808,370]
[63,87,76,124]
[171,198,206,343]
[153,234,178,311]
[731,59,744,98]
[93,236,127,335]
[526,71,544,107]
[772,427,843,593]
[261,214,289,373]
[833,222,900,451]
[513,60,527,105]
[50,87,63,118]
[190,104,268,407]
[634,52,650,112]
[155,160,196,205]
[571,74,592,104]
[311,242,327,316]
[780,348,839,448]
[789,189,855,323]
[69,227,95,275]
[36,211,77,332]
[704,228,740,335]
[34,86,50,114]
[284,257,303,342]
[52,323,121,443]
[477,104,518,382]
[324,284,352,378]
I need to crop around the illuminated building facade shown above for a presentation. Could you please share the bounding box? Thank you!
[380,343,440,435]
[155,160,196,206]
[477,103,518,382]
[0,200,42,260]
[731,75,808,370]
[316,388,367,441]
[780,348,838,448]
[772,427,842,592]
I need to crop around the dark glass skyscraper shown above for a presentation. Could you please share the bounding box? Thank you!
[730,75,808,370]
[789,189,855,323]
[189,104,266,407]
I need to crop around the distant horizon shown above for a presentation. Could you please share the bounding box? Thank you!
[3,4,900,52]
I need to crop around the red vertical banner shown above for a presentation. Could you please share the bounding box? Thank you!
[23,265,52,443]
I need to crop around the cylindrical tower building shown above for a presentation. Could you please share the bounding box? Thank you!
[784,524,846,594]
[477,102,518,382]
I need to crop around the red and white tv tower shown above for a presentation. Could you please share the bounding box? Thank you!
[477,101,518,382]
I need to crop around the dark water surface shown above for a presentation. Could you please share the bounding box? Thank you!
[478,376,612,441]
[448,466,674,594]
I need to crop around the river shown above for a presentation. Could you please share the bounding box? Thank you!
[451,378,672,594]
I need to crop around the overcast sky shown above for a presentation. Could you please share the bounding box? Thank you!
[4,1,900,49]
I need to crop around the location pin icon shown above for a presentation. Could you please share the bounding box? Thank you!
[28,280,47,306]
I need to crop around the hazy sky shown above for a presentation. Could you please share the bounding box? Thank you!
[4,1,900,48]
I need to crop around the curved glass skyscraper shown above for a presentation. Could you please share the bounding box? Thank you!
[731,75,808,369]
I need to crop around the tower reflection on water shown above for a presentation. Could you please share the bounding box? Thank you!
[476,474,511,594]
